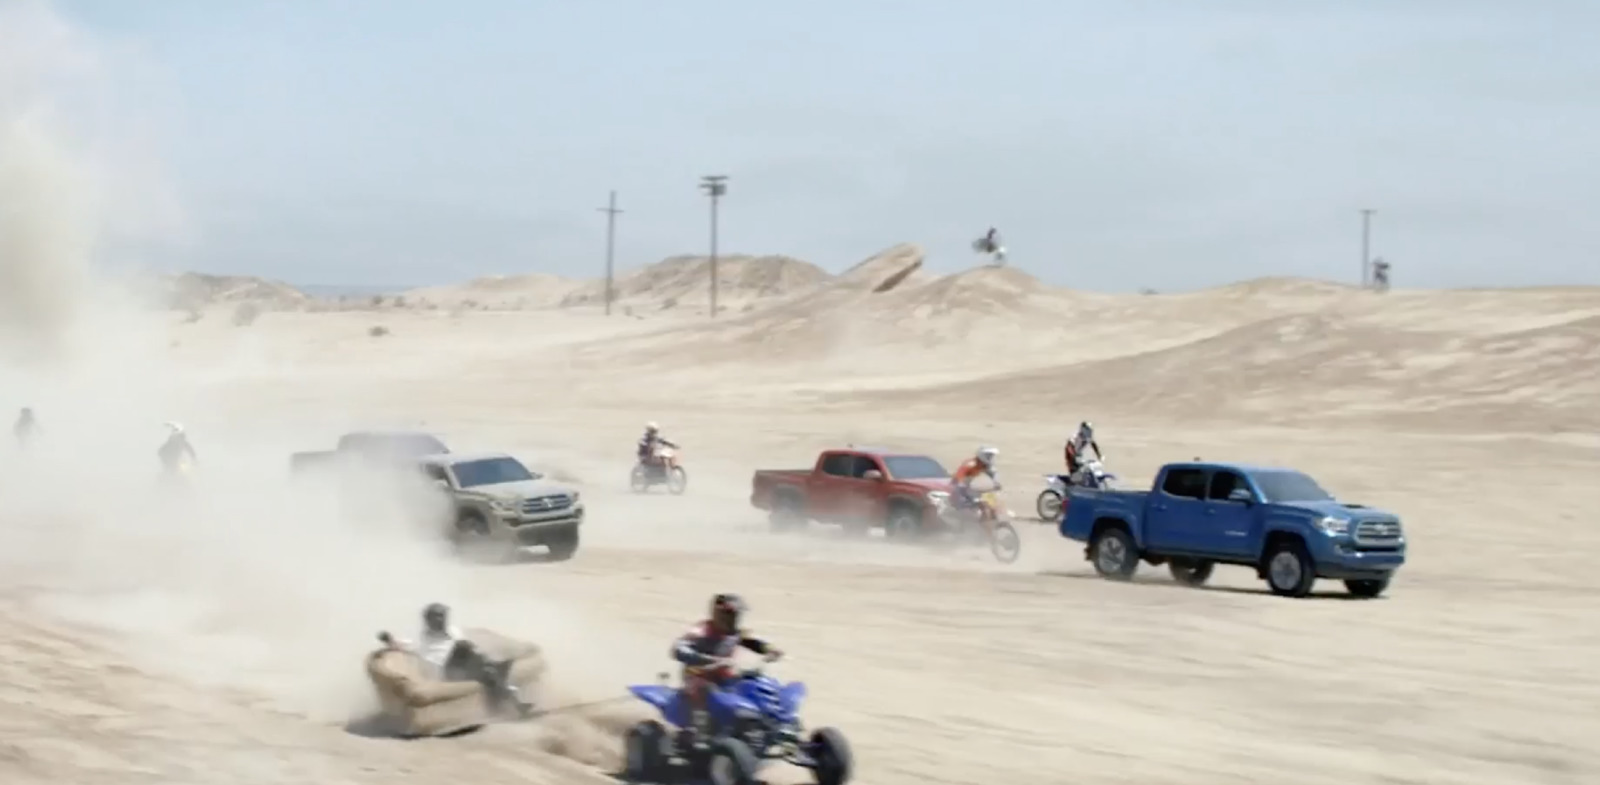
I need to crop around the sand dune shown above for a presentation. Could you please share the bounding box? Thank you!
[5,244,1600,785]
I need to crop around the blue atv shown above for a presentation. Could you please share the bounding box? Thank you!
[622,661,853,785]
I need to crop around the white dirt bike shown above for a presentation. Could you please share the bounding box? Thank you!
[631,445,688,495]
[1035,458,1115,521]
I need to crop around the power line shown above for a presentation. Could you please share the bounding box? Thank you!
[699,175,728,318]
[597,191,622,315]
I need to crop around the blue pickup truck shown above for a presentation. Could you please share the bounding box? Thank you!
[1060,461,1406,598]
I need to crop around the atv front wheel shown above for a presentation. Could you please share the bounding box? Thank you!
[808,727,854,785]
[706,737,761,785]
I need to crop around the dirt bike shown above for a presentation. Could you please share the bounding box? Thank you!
[1035,458,1116,520]
[970,236,1008,265]
[926,488,1022,563]
[631,445,688,495]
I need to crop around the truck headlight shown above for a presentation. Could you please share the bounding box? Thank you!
[1314,516,1350,536]
[570,492,581,506]
[490,498,518,513]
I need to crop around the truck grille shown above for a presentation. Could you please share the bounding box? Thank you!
[1353,518,1403,548]
[523,494,573,514]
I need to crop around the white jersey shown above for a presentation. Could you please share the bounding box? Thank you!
[405,625,464,675]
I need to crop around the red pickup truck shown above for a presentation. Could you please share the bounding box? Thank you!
[750,447,954,538]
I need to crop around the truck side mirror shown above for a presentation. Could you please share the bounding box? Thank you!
[861,470,884,481]
[1226,488,1254,505]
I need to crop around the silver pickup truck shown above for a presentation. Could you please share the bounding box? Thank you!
[419,451,584,561]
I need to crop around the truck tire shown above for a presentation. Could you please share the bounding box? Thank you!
[1262,539,1316,597]
[1168,558,1215,587]
[1089,525,1139,580]
[1344,577,1390,598]
[885,503,924,542]
[545,529,579,561]
[770,493,806,533]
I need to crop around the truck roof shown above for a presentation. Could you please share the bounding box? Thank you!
[418,450,514,466]
[1165,461,1298,474]
[832,445,929,457]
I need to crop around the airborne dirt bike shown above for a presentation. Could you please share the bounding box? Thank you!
[631,445,688,495]
[925,488,1022,563]
[1035,457,1117,521]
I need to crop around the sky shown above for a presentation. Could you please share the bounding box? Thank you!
[16,0,1600,291]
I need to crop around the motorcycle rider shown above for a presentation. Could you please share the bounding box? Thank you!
[637,422,678,468]
[950,446,1001,514]
[380,602,533,714]
[157,421,198,473]
[672,593,781,738]
[1063,421,1103,483]
[13,407,38,446]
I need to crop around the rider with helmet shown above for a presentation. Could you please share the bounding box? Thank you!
[672,593,781,736]
[157,421,198,473]
[637,422,679,467]
[951,446,1001,512]
[1064,421,1103,483]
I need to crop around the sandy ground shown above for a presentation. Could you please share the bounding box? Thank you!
[2,272,1599,785]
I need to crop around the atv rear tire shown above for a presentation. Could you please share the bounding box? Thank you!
[623,719,667,782]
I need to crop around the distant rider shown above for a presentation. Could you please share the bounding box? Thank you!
[157,421,198,473]
[637,422,678,467]
[1063,421,1103,482]
[672,593,781,737]
[982,227,999,253]
[950,446,1001,513]
[13,407,38,446]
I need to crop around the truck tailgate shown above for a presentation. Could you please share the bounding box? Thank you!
[750,470,811,509]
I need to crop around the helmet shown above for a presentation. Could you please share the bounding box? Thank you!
[164,421,184,435]
[976,446,998,466]
[422,602,449,631]
[710,593,745,632]
[1078,421,1094,439]
[645,422,659,433]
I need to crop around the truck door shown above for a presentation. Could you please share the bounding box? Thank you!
[840,455,889,523]
[808,453,858,521]
[1202,469,1259,558]
[1143,467,1208,551]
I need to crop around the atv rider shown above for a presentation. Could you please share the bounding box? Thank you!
[637,422,678,468]
[672,593,781,737]
[981,227,1000,253]
[1063,421,1103,483]
[157,421,198,473]
[950,446,1001,516]
[380,602,533,714]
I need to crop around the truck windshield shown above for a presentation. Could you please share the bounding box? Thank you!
[452,458,538,488]
[882,455,949,480]
[1254,471,1334,503]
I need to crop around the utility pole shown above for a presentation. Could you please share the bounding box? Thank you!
[700,175,728,317]
[597,191,622,315]
[1360,208,1375,288]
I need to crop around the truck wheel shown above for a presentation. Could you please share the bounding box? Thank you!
[1035,490,1063,521]
[1089,526,1139,580]
[1263,540,1316,597]
[885,505,924,542]
[1344,577,1390,598]
[770,494,806,533]
[545,529,579,561]
[1168,558,1214,587]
